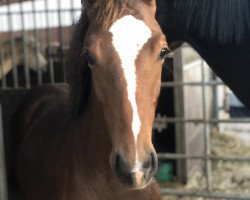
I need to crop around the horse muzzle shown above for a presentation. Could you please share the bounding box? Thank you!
[110,151,158,189]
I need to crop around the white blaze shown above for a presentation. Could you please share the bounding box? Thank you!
[109,15,152,167]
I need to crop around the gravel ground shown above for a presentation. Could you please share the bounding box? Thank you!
[162,131,250,200]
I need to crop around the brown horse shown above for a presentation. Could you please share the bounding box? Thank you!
[15,0,169,199]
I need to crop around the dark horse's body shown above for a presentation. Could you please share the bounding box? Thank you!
[156,0,250,108]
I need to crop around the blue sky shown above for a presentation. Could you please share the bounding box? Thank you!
[0,0,82,32]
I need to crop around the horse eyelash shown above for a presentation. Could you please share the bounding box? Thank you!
[82,50,96,66]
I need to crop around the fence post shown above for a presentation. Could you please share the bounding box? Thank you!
[173,47,187,183]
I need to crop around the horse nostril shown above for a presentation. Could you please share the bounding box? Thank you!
[142,152,158,181]
[114,154,130,174]
[114,154,122,173]
[150,152,158,170]
[142,156,152,169]
[111,152,157,188]
[143,153,156,170]
[113,154,133,186]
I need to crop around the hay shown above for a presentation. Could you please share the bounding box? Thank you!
[162,131,250,200]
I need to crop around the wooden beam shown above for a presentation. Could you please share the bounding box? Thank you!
[0,0,30,6]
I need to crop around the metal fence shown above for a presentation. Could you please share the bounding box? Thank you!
[0,1,250,200]
[0,0,81,90]
[157,47,250,199]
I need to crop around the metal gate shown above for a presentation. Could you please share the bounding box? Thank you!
[0,0,82,89]
[0,1,250,200]
[0,1,82,199]
[156,46,250,199]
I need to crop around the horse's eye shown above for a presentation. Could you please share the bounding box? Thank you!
[84,51,95,66]
[159,47,171,60]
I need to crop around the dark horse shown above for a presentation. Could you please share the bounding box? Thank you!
[156,0,250,108]
[14,0,169,199]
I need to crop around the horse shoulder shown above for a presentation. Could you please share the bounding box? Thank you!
[17,84,69,133]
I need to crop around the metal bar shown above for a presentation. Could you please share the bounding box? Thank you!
[212,73,219,129]
[70,0,76,25]
[57,0,63,45]
[0,105,8,200]
[0,87,28,91]
[32,0,42,85]
[154,117,250,123]
[7,0,19,88]
[161,189,250,200]
[49,58,55,84]
[0,9,81,16]
[201,60,212,191]
[57,0,66,82]
[19,0,31,89]
[161,81,224,87]
[157,153,250,162]
[0,39,7,89]
[44,0,54,84]
[173,47,187,183]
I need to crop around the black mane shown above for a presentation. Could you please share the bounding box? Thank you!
[66,11,91,117]
[160,0,250,43]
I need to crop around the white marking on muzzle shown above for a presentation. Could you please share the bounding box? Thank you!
[110,15,152,168]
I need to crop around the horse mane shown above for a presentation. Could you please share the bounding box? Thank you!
[172,0,250,43]
[66,10,91,117]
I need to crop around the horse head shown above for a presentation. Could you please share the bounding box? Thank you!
[70,0,170,190]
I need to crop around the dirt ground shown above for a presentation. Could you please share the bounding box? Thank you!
[161,131,250,200]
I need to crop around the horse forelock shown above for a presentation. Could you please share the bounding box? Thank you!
[84,0,129,29]
[172,0,250,43]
